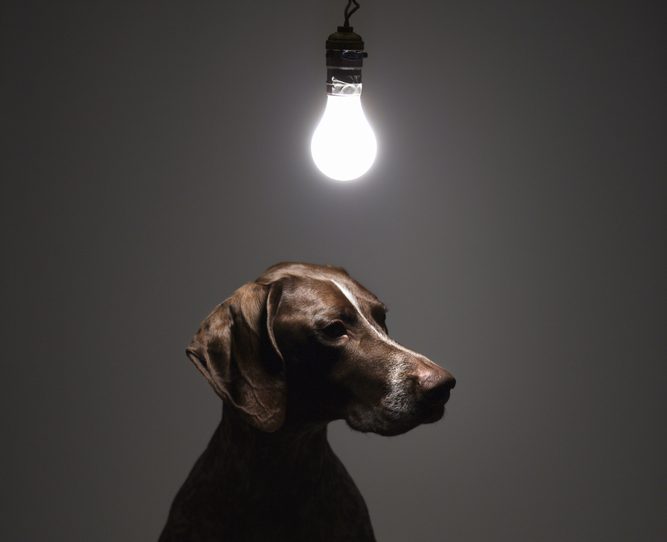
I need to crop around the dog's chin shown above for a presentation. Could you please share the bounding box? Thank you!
[423,401,446,421]
[345,403,447,437]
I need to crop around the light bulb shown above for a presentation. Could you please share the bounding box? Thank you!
[311,88,377,181]
[311,18,377,182]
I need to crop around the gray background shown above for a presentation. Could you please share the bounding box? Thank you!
[2,1,665,541]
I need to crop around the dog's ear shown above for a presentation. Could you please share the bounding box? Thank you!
[186,281,286,432]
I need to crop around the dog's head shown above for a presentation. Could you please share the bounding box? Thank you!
[186,262,455,436]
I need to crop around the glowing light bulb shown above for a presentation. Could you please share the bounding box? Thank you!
[311,12,376,182]
[311,86,377,181]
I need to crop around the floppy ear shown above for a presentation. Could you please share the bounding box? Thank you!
[186,281,286,432]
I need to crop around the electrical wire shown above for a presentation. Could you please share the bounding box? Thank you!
[343,0,360,28]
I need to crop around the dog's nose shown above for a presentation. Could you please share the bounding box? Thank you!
[417,364,456,403]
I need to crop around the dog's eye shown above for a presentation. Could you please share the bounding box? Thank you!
[322,321,348,339]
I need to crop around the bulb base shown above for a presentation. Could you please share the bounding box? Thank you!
[326,26,364,50]
[325,26,367,96]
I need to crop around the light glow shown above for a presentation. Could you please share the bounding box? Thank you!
[310,94,377,181]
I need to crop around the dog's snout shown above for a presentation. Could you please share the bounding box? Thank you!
[417,364,456,403]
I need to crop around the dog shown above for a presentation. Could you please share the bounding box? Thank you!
[159,262,456,542]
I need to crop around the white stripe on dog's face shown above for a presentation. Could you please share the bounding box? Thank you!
[330,279,428,361]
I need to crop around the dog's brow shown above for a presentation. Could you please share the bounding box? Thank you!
[370,301,388,314]
[330,280,384,316]
[330,280,367,318]
[330,281,386,336]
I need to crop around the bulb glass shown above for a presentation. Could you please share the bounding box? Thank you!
[310,89,377,181]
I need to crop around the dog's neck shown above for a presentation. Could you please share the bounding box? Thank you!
[163,405,376,541]
[211,406,333,489]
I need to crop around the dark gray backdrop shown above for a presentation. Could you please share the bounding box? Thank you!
[2,1,665,541]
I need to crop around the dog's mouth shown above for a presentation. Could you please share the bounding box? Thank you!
[422,401,446,424]
[345,396,449,436]
[390,397,448,428]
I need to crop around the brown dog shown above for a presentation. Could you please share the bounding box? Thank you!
[159,262,456,541]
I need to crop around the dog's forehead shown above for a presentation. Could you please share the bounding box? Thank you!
[285,275,384,315]
[330,279,384,311]
[258,263,385,313]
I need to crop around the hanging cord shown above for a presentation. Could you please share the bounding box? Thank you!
[343,0,360,28]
